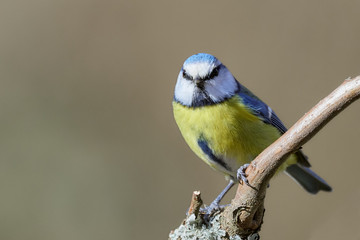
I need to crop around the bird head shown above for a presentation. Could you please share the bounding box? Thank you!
[174,53,239,107]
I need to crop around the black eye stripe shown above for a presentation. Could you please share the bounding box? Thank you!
[209,66,220,79]
[182,65,221,81]
[203,65,221,81]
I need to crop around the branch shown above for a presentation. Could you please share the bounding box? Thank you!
[221,76,360,237]
[170,76,360,239]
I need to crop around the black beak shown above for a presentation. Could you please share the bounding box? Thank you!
[194,79,205,90]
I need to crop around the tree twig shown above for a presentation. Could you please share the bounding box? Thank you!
[187,191,203,217]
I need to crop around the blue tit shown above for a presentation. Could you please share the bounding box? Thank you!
[173,53,331,211]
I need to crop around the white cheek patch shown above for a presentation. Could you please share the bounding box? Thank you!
[174,74,195,106]
[205,70,238,102]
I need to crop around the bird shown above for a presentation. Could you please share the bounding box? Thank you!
[172,53,331,213]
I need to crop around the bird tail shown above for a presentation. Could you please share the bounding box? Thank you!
[285,164,332,194]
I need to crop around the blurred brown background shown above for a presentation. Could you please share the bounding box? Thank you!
[0,0,359,239]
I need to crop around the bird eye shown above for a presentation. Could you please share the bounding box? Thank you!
[182,70,192,80]
[182,70,186,78]
[208,66,220,79]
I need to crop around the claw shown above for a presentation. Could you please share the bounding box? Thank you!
[200,203,227,222]
[237,163,251,186]
[200,204,219,215]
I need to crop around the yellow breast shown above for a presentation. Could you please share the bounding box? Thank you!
[173,95,294,178]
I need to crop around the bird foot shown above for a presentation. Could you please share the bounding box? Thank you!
[200,203,228,222]
[237,163,251,186]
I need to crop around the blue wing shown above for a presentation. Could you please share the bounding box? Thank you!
[237,84,287,134]
[237,83,311,167]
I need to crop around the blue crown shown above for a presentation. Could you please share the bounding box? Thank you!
[184,53,218,65]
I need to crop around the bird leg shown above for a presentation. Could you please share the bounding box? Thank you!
[200,163,252,221]
[201,179,235,218]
